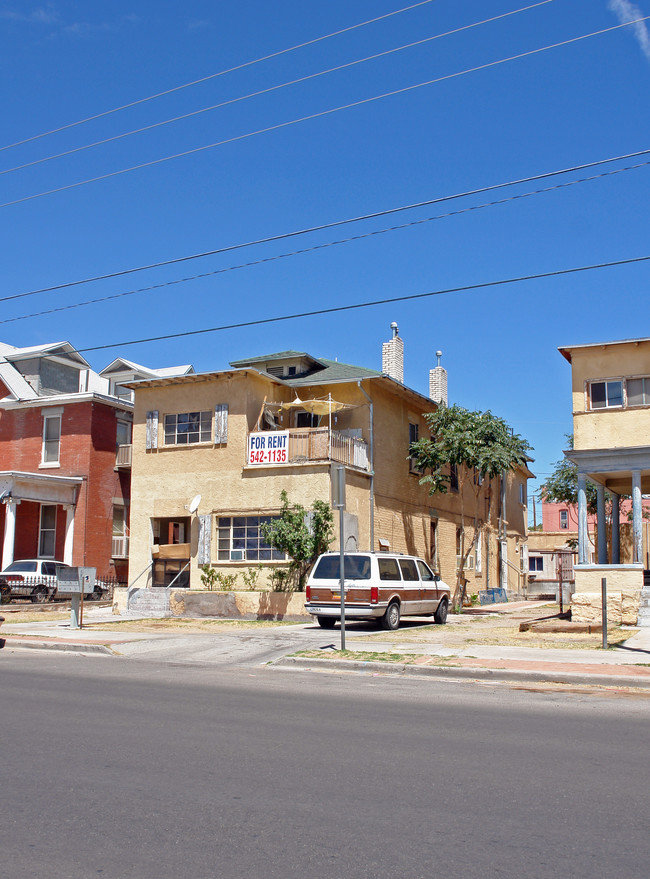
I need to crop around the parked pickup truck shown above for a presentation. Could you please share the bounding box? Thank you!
[305,551,451,630]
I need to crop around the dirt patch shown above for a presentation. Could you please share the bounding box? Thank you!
[83,618,304,633]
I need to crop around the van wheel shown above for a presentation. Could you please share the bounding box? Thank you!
[317,616,336,629]
[434,599,448,625]
[382,602,400,631]
[31,585,49,604]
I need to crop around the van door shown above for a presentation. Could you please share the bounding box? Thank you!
[397,558,420,615]
[417,559,437,614]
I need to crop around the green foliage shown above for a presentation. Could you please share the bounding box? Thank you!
[201,565,238,591]
[410,404,532,494]
[541,435,600,514]
[261,490,334,591]
[410,403,532,608]
[214,572,238,592]
[269,568,292,592]
[241,565,264,591]
[200,565,219,591]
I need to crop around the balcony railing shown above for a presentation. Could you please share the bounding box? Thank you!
[115,444,132,468]
[112,535,130,558]
[249,428,369,471]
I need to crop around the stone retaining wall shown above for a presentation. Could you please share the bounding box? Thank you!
[113,587,310,620]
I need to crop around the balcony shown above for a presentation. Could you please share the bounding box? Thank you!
[115,443,132,469]
[112,535,130,558]
[247,428,369,472]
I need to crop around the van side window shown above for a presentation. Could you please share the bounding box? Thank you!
[378,558,401,580]
[417,560,434,581]
[399,559,419,581]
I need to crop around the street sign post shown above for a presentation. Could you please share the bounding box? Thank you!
[333,465,346,651]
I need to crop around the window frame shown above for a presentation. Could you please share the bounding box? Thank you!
[38,504,57,558]
[588,379,624,410]
[163,410,212,446]
[217,515,285,562]
[559,509,569,530]
[41,414,62,465]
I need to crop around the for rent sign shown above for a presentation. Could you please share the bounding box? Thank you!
[247,431,289,465]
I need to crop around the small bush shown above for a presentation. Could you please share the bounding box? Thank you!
[214,572,239,592]
[242,565,264,591]
[200,565,219,591]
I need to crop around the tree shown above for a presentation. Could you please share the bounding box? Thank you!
[260,490,334,591]
[410,404,531,609]
[541,435,600,513]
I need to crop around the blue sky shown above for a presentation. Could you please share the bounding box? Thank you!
[2,0,650,515]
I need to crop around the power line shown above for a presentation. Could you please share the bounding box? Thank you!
[3,144,650,304]
[0,0,439,154]
[0,2,553,179]
[2,14,644,212]
[5,157,649,325]
[76,253,650,355]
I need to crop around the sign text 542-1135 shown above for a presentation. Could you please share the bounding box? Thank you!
[247,431,289,465]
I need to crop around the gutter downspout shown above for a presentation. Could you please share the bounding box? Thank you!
[357,381,374,551]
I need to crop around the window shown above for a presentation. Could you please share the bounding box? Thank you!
[164,411,211,445]
[217,516,284,561]
[312,555,371,580]
[116,420,131,449]
[378,557,401,580]
[589,380,623,409]
[113,506,126,537]
[296,411,319,428]
[417,559,435,581]
[529,556,544,572]
[559,509,569,529]
[42,414,61,464]
[519,482,527,506]
[398,559,419,581]
[408,423,422,473]
[627,377,650,406]
[475,532,482,574]
[450,463,459,492]
[152,517,190,546]
[39,505,57,558]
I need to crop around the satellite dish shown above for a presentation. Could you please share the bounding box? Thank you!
[188,494,201,514]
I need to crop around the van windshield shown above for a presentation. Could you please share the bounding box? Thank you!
[312,555,371,580]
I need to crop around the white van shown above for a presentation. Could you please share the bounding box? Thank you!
[305,552,451,630]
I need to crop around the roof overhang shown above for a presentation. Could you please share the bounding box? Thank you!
[0,471,83,505]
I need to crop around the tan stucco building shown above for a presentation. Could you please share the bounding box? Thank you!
[126,350,531,601]
[559,337,650,624]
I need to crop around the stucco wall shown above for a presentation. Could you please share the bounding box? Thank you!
[569,341,650,450]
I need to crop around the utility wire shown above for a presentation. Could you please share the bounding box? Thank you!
[0,2,552,178]
[3,144,650,304]
[0,0,440,154]
[4,158,649,325]
[76,253,650,354]
[1,14,643,212]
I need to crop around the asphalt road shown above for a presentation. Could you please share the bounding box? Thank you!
[2,652,649,879]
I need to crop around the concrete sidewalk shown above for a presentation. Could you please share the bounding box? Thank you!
[3,604,650,689]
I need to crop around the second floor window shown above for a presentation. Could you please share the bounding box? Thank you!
[42,415,61,464]
[589,380,623,409]
[164,411,211,445]
[559,509,569,529]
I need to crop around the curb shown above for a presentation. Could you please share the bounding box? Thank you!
[3,637,114,656]
[273,656,650,689]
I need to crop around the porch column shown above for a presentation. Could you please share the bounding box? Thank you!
[2,499,20,569]
[632,470,643,564]
[63,504,75,566]
[611,492,621,565]
[596,483,607,565]
[577,473,588,565]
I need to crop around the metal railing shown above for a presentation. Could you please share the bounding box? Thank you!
[266,428,369,471]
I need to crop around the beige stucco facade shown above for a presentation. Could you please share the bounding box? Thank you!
[126,355,531,603]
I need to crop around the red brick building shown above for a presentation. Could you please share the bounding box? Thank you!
[0,342,192,580]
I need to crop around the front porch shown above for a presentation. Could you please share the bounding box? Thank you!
[565,446,650,625]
